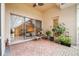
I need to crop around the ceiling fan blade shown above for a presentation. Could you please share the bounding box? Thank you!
[38,3,44,6]
[61,3,65,5]
[33,3,36,7]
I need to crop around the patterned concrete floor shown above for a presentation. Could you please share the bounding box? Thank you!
[4,39,79,56]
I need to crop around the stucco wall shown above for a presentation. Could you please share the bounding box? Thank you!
[42,5,76,45]
[60,5,76,45]
[42,7,60,35]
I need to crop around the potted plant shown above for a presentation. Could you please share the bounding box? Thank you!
[52,23,65,37]
[58,34,71,47]
[45,31,52,40]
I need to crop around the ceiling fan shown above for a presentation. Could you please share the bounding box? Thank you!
[61,3,65,5]
[33,3,44,7]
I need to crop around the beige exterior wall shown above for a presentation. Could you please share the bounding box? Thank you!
[60,5,76,45]
[5,4,76,44]
[42,5,76,45]
[42,7,60,35]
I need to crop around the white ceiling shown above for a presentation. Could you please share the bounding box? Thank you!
[60,3,75,9]
[26,3,75,12]
[7,3,75,12]
[26,3,59,12]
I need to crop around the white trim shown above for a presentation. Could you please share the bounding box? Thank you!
[9,13,11,44]
[9,38,33,45]
[1,3,5,56]
[9,36,42,45]
[77,4,79,46]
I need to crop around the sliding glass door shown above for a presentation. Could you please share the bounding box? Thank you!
[25,18,33,38]
[10,14,33,43]
[10,13,42,44]
[10,14,25,43]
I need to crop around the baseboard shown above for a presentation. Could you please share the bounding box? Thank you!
[9,38,34,45]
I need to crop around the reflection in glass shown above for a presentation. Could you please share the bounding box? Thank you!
[10,14,42,44]
[10,14,24,42]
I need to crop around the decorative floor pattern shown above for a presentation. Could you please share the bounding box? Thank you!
[10,39,79,56]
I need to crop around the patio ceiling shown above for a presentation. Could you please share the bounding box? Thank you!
[26,3,59,12]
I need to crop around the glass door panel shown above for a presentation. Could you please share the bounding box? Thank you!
[25,18,34,39]
[10,14,24,43]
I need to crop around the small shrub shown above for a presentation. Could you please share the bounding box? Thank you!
[58,34,71,47]
[46,31,52,36]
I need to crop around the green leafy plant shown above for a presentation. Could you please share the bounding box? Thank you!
[52,23,65,36]
[58,34,71,47]
[46,31,52,36]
